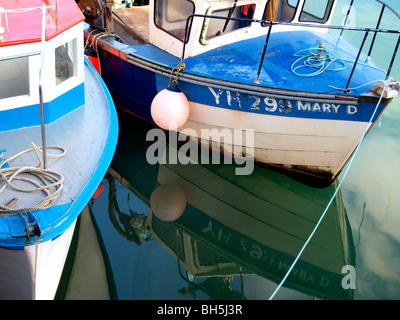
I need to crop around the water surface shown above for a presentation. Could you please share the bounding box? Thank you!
[57,0,400,300]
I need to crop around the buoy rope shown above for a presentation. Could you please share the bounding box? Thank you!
[268,80,388,300]
[0,142,66,214]
[168,62,186,87]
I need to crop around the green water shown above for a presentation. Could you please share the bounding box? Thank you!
[58,0,400,300]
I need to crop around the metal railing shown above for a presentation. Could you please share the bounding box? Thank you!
[179,0,400,93]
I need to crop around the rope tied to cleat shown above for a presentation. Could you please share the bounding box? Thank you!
[0,142,66,214]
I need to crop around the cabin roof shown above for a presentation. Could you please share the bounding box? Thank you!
[0,0,84,47]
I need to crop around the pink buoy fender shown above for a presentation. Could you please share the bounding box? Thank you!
[150,83,190,130]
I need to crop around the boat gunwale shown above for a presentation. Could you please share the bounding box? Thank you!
[0,58,119,248]
[85,27,375,106]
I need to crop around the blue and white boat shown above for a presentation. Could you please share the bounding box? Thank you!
[82,0,399,186]
[0,0,118,299]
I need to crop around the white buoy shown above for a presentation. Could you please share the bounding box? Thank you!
[150,83,190,130]
[150,184,186,222]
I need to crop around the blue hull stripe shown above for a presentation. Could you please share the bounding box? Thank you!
[101,46,386,125]
[172,77,386,123]
[0,84,85,132]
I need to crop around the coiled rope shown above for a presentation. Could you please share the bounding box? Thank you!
[268,80,389,300]
[291,42,347,77]
[0,142,66,214]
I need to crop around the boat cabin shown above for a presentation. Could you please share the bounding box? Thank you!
[0,0,85,131]
[149,0,336,58]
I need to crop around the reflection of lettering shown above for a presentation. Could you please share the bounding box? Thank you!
[208,87,358,116]
[201,219,338,288]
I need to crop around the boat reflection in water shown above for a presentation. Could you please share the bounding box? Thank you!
[59,110,355,300]
[91,111,354,300]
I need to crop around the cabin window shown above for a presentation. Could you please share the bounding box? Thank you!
[263,0,299,23]
[0,56,29,99]
[55,39,76,85]
[205,4,256,40]
[299,0,334,23]
[154,0,195,42]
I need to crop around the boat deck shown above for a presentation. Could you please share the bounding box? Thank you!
[113,5,150,45]
[110,5,386,97]
[0,60,117,245]
[183,29,387,97]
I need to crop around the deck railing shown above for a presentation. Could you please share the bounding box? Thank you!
[180,0,400,94]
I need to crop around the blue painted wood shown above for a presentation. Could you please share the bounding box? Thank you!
[0,59,119,249]
[0,84,85,132]
[182,30,386,96]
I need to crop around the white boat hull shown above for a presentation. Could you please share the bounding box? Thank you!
[0,220,76,300]
[179,101,369,182]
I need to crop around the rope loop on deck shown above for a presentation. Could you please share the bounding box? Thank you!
[0,142,66,214]
[291,42,346,77]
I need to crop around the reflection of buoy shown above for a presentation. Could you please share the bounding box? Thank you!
[150,83,190,130]
[84,48,100,74]
[150,184,186,222]
[91,181,104,199]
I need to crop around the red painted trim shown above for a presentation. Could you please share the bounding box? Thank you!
[0,0,84,47]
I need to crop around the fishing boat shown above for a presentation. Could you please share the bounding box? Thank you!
[0,0,118,299]
[105,114,355,300]
[81,0,399,186]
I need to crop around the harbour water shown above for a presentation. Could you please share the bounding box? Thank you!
[56,0,400,300]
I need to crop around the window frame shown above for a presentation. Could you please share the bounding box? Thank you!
[0,55,31,100]
[298,0,335,24]
[262,0,300,26]
[55,38,77,86]
[153,0,196,43]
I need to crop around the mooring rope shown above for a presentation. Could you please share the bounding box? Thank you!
[0,142,66,213]
[268,80,388,300]
[84,30,114,76]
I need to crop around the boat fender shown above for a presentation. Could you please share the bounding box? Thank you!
[85,48,101,74]
[150,184,186,222]
[150,82,190,130]
[91,181,104,199]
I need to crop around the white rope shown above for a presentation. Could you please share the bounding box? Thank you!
[0,142,66,213]
[268,81,388,300]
